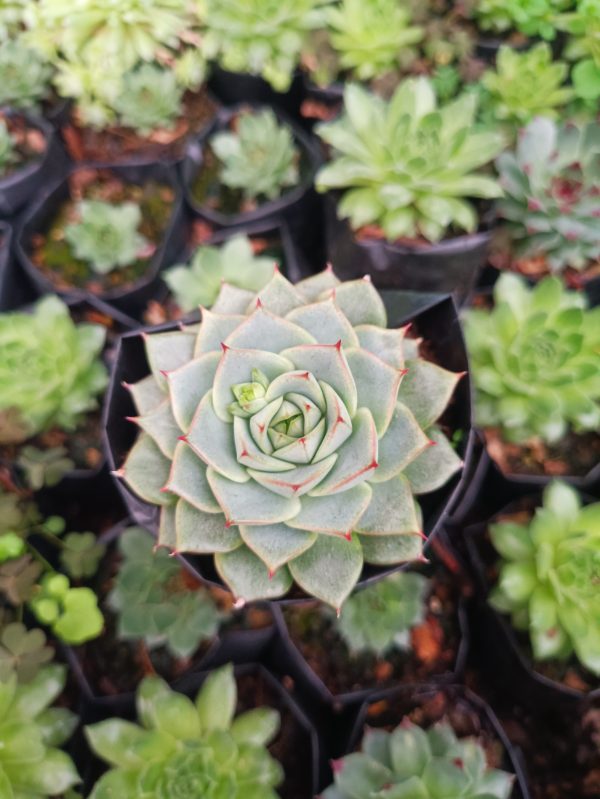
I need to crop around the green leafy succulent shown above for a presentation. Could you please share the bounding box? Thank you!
[0,120,17,174]
[202,0,331,91]
[165,234,276,312]
[489,481,600,676]
[112,64,184,135]
[473,0,572,39]
[464,273,600,444]
[211,109,300,203]
[117,268,464,609]
[108,526,223,659]
[30,572,104,645]
[86,663,283,799]
[17,445,75,490]
[65,200,149,275]
[336,571,428,655]
[481,44,573,127]
[323,718,513,799]
[324,0,423,81]
[0,296,108,442]
[496,117,600,272]
[559,0,600,102]
[0,621,53,683]
[60,531,106,580]
[316,80,504,243]
[0,40,53,110]
[0,664,80,796]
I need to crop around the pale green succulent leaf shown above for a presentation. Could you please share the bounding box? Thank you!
[165,442,221,513]
[194,310,246,356]
[249,271,304,316]
[240,524,316,572]
[285,483,372,536]
[285,298,359,347]
[207,469,301,525]
[248,454,338,498]
[355,325,407,369]
[158,504,177,549]
[289,534,364,610]
[144,330,196,389]
[356,474,420,536]
[187,391,250,483]
[295,268,341,302]
[121,434,173,506]
[211,283,256,314]
[225,306,316,351]
[168,352,221,432]
[134,400,181,459]
[280,344,358,417]
[322,278,387,327]
[398,360,462,430]
[371,402,431,483]
[175,501,241,553]
[215,546,293,601]
[127,374,164,416]
[346,348,402,436]
[402,427,463,495]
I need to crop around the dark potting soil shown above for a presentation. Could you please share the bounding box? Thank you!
[62,88,218,163]
[282,569,462,696]
[0,111,46,179]
[29,170,174,295]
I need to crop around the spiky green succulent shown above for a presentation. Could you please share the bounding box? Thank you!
[496,117,600,272]
[0,120,16,174]
[65,200,149,275]
[559,0,600,102]
[211,109,300,203]
[324,0,423,81]
[464,273,600,444]
[165,234,276,312]
[108,526,223,659]
[112,64,184,135]
[0,665,80,797]
[323,718,514,799]
[202,0,331,91]
[316,79,504,243]
[117,269,464,609]
[0,40,53,110]
[336,571,428,655]
[86,664,282,799]
[490,481,600,676]
[0,296,108,443]
[473,0,571,39]
[481,44,573,127]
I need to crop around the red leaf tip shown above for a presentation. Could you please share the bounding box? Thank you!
[331,759,344,774]
[221,342,230,352]
[344,531,352,541]
[111,468,125,479]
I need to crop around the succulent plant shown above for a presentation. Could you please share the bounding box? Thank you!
[64,199,149,275]
[17,445,75,490]
[481,44,573,126]
[473,0,571,39]
[112,64,184,135]
[559,0,600,102]
[322,717,514,798]
[0,296,108,443]
[60,531,105,580]
[0,621,53,683]
[0,120,17,173]
[86,663,282,799]
[0,664,80,796]
[165,234,276,312]
[116,268,464,609]
[0,40,53,110]
[316,80,504,243]
[108,526,223,659]
[336,571,428,655]
[324,0,423,81]
[496,117,600,272]
[0,0,27,41]
[30,572,104,645]
[489,481,600,676]
[464,273,600,444]
[202,0,331,91]
[211,109,300,203]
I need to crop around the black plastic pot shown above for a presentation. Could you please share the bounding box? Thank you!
[465,500,600,706]
[0,220,12,300]
[300,75,344,127]
[325,682,530,799]
[323,193,493,306]
[475,32,565,64]
[15,161,186,318]
[208,65,307,121]
[104,288,473,599]
[181,105,325,274]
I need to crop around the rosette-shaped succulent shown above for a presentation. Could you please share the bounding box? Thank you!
[112,64,184,135]
[496,117,600,272]
[86,664,282,799]
[473,0,571,39]
[0,41,53,111]
[116,269,464,609]
[490,481,600,676]
[323,718,513,798]
[464,273,600,444]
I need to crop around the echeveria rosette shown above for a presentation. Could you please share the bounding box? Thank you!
[322,718,513,799]
[489,481,600,677]
[116,269,464,609]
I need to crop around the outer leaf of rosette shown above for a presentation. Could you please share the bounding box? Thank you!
[194,309,245,355]
[239,524,317,573]
[120,434,174,506]
[144,329,197,389]
[289,535,364,609]
[224,305,316,351]
[167,351,221,432]
[402,426,463,494]
[285,298,359,347]
[318,277,387,327]
[345,347,404,437]
[216,546,293,602]
[247,271,304,316]
[397,359,463,430]
[355,324,408,369]
[295,267,341,302]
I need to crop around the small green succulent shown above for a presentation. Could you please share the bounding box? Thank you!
[496,117,600,272]
[481,44,573,127]
[211,109,300,203]
[336,571,428,655]
[489,481,600,676]
[165,234,276,312]
[559,0,600,103]
[202,0,331,91]
[324,0,423,82]
[113,64,184,135]
[323,718,514,799]
[108,526,223,659]
[0,664,80,796]
[0,120,17,174]
[0,40,53,110]
[316,79,504,243]
[117,268,464,609]
[464,273,600,444]
[17,445,75,490]
[60,531,106,580]
[65,200,149,275]
[30,572,104,645]
[0,621,53,683]
[0,296,108,442]
[86,664,283,799]
[473,0,572,39]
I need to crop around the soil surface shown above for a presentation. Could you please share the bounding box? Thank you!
[0,111,46,179]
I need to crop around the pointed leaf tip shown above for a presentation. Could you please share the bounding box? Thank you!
[125,415,139,423]
[111,468,125,478]
[256,297,263,307]
[177,435,188,442]
[221,342,230,351]
[169,549,179,557]
[159,369,170,378]
[362,274,372,282]
[331,759,344,773]
[234,597,246,609]
[344,532,352,541]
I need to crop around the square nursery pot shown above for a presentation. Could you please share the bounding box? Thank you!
[103,288,474,600]
[15,161,186,318]
[72,663,321,799]
[181,104,325,274]
[208,65,307,122]
[465,496,600,706]
[323,192,493,306]
[0,109,69,216]
[325,682,531,799]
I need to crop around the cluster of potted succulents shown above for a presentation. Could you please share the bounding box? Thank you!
[0,1,598,798]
